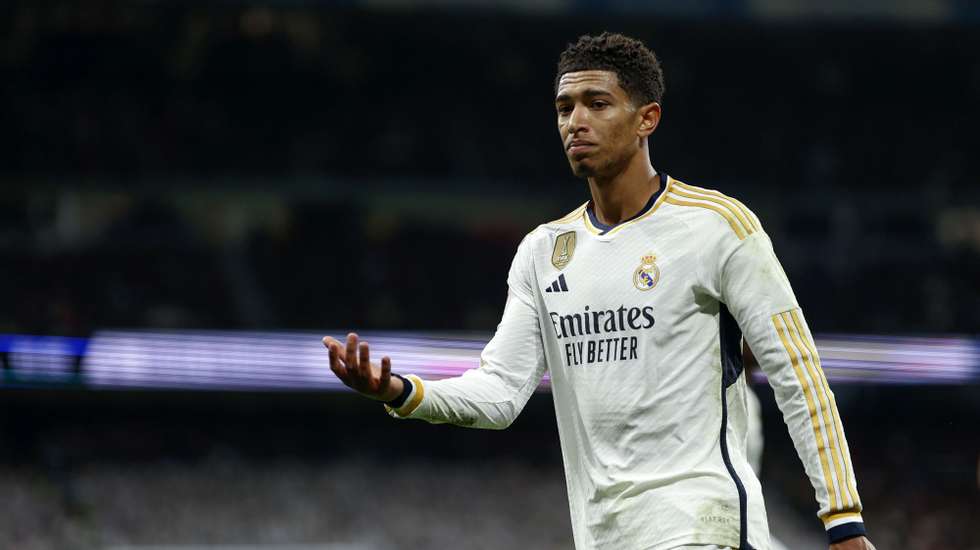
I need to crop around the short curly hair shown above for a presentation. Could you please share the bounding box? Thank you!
[555,32,665,106]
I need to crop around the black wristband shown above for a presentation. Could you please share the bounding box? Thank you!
[827,521,866,545]
[385,374,413,409]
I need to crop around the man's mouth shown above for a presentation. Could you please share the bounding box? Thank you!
[567,140,596,155]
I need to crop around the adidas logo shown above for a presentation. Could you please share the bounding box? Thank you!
[545,273,569,293]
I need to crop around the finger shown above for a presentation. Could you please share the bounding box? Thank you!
[345,333,359,375]
[379,356,392,395]
[326,340,338,367]
[358,341,372,379]
[323,337,345,365]
[329,351,351,383]
[327,342,349,383]
[328,340,346,369]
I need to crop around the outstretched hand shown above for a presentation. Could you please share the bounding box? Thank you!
[323,333,403,401]
[831,536,876,550]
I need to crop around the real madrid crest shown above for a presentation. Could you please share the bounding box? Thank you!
[633,253,660,291]
[552,231,576,270]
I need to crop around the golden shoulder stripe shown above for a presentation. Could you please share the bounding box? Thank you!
[664,195,747,239]
[791,310,862,509]
[772,312,839,511]
[782,311,849,510]
[668,186,756,237]
[672,180,759,232]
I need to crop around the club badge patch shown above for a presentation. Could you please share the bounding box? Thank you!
[633,253,660,291]
[552,231,576,270]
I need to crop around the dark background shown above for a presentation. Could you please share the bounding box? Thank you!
[1,2,978,549]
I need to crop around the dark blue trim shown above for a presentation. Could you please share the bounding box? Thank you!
[719,304,744,388]
[558,274,568,291]
[718,303,752,549]
[586,172,668,235]
[827,521,866,544]
[386,374,414,408]
[719,379,752,549]
[585,205,615,233]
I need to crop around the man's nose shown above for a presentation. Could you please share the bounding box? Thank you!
[568,104,589,134]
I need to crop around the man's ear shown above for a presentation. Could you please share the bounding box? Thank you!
[637,102,662,138]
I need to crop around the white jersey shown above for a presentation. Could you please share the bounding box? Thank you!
[387,175,865,549]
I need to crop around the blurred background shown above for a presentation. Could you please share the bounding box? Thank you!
[1,1,979,549]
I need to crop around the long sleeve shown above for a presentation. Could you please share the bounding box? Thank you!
[713,229,866,544]
[385,235,548,430]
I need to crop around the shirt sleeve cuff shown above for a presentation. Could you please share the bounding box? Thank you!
[825,514,866,544]
[385,374,413,408]
[383,374,425,418]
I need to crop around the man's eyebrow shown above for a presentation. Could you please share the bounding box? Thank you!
[582,88,613,98]
[555,88,615,103]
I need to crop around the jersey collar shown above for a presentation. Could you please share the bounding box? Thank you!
[584,173,670,236]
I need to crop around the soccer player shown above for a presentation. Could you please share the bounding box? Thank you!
[324,32,875,550]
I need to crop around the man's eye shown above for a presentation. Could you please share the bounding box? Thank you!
[591,101,608,109]
[557,106,572,115]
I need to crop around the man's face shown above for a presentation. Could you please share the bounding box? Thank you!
[555,70,644,179]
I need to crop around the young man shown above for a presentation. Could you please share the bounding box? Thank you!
[324,33,875,550]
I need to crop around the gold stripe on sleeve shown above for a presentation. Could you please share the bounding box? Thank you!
[664,195,747,239]
[667,186,755,237]
[672,180,759,232]
[394,374,425,417]
[822,511,863,526]
[783,311,848,509]
[791,310,862,509]
[773,313,839,510]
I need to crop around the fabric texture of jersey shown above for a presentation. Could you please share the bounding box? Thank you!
[386,175,864,550]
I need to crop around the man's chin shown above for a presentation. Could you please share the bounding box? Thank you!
[570,161,595,178]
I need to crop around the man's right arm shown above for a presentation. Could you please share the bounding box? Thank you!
[324,234,548,430]
[385,288,547,429]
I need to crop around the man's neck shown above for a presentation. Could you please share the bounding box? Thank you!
[587,151,660,227]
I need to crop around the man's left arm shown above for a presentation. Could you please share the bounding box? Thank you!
[713,227,871,548]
